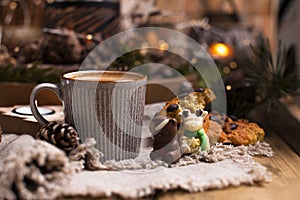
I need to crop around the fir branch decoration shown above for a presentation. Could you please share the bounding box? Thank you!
[245,38,300,110]
[0,62,62,84]
[108,48,197,79]
[109,49,150,71]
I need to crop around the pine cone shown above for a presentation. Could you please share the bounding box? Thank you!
[36,121,80,153]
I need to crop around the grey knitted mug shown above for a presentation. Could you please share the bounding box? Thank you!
[30,70,147,161]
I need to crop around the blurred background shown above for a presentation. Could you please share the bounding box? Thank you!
[0,0,299,116]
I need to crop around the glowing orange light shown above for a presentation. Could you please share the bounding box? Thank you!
[209,43,231,58]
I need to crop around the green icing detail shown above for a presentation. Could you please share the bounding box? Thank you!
[197,129,209,151]
[184,129,210,151]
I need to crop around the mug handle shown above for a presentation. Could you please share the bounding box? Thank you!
[30,83,62,126]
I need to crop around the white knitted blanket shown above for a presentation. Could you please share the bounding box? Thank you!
[0,133,273,199]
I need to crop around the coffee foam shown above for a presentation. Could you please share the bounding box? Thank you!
[63,71,145,82]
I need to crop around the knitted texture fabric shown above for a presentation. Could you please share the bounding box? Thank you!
[63,157,271,199]
[0,134,272,199]
[0,134,74,200]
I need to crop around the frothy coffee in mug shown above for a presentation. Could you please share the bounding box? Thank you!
[63,71,145,83]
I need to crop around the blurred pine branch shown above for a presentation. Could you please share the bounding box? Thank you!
[245,38,300,111]
[0,62,61,84]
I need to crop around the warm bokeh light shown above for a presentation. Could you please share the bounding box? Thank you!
[209,42,231,58]
[47,0,55,4]
[229,61,238,69]
[191,57,197,64]
[140,48,148,55]
[223,66,231,74]
[13,47,20,53]
[86,34,93,40]
[33,0,42,5]
[226,85,232,91]
[9,2,18,10]
[159,40,169,51]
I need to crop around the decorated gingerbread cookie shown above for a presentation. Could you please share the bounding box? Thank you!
[160,88,216,123]
[178,108,210,154]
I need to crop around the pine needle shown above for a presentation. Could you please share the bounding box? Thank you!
[245,38,300,111]
[0,62,62,84]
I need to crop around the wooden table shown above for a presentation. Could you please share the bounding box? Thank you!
[150,129,300,200]
[61,128,299,200]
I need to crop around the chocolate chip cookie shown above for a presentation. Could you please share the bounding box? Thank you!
[203,111,265,146]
